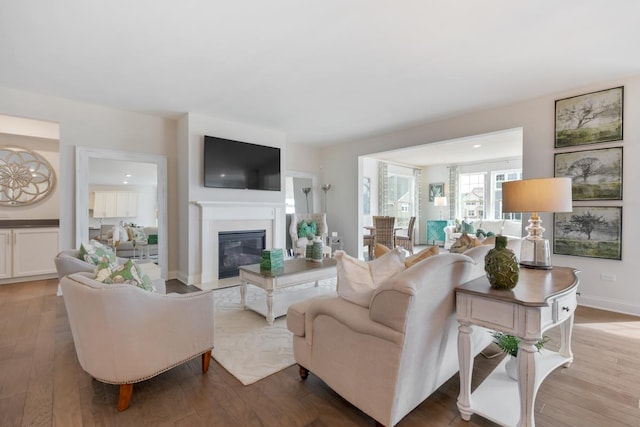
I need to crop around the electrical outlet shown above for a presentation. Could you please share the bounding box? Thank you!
[601,273,616,282]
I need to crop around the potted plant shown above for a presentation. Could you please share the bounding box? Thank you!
[491,331,549,380]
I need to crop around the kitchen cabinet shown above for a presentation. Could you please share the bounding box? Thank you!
[92,191,138,218]
[0,227,59,280]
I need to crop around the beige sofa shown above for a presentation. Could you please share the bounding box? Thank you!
[444,219,523,249]
[114,226,159,259]
[286,250,493,427]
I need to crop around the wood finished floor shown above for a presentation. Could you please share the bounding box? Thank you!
[1,278,639,426]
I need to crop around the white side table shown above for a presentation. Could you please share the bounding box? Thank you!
[456,267,580,427]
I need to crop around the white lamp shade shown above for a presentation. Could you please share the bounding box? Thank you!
[434,196,447,207]
[502,177,572,213]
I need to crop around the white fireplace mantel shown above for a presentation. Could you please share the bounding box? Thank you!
[194,201,286,285]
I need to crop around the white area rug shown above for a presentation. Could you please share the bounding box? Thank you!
[212,279,336,385]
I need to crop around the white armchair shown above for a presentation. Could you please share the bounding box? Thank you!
[289,212,330,257]
[54,249,166,293]
[60,272,214,411]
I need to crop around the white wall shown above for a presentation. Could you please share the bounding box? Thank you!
[320,75,640,316]
[0,87,178,274]
[177,113,287,284]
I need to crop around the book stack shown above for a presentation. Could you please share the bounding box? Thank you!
[260,249,284,271]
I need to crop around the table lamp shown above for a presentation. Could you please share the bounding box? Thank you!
[434,196,447,219]
[502,177,572,269]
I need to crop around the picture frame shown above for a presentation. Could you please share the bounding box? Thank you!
[554,206,622,260]
[554,147,622,201]
[555,86,623,148]
[428,182,444,202]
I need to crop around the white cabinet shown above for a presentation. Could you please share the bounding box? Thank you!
[92,191,137,218]
[116,191,138,217]
[0,227,59,280]
[0,230,12,279]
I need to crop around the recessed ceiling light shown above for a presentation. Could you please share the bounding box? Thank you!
[123,181,128,184]
[125,174,132,178]
[473,144,482,148]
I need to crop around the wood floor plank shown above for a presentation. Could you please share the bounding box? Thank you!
[2,278,640,426]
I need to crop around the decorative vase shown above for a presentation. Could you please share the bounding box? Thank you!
[505,355,518,381]
[484,235,519,289]
[311,236,324,263]
[305,240,314,260]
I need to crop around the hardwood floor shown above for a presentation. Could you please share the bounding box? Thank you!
[1,278,639,426]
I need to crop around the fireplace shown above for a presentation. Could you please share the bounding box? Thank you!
[218,230,266,278]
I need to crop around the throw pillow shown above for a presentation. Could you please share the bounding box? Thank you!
[449,233,483,254]
[335,247,406,308]
[375,243,439,268]
[461,220,475,234]
[80,239,116,265]
[130,226,148,243]
[297,220,318,239]
[404,245,439,267]
[95,260,156,292]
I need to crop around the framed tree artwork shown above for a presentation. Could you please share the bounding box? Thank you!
[554,147,622,201]
[428,182,444,202]
[555,86,623,148]
[553,206,622,260]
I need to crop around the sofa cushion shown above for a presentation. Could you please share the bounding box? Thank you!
[404,245,439,267]
[95,260,156,292]
[335,248,406,308]
[449,233,483,254]
[80,240,116,265]
[374,243,439,268]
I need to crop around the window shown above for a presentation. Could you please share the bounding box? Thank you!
[459,173,485,220]
[386,173,415,227]
[492,170,523,220]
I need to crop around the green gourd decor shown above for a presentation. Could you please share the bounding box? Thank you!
[484,235,519,289]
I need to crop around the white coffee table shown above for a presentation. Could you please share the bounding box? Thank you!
[238,258,337,325]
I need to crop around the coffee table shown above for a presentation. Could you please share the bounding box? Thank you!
[238,258,337,325]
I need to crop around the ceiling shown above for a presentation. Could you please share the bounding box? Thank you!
[368,128,522,167]
[1,1,639,146]
[88,158,157,186]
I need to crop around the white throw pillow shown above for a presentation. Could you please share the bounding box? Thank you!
[335,248,406,307]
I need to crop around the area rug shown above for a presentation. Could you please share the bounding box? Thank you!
[212,279,336,385]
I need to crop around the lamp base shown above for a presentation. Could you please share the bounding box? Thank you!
[519,261,553,270]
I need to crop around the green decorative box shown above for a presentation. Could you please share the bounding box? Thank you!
[260,249,284,270]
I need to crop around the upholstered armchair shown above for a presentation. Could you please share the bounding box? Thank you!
[286,251,492,427]
[54,249,165,293]
[289,212,329,257]
[60,272,214,411]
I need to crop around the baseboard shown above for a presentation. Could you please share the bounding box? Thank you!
[579,295,640,317]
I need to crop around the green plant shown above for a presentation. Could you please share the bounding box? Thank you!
[491,331,549,357]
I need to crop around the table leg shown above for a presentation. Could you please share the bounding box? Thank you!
[517,338,539,427]
[457,322,474,421]
[240,281,247,310]
[266,289,274,326]
[559,313,575,367]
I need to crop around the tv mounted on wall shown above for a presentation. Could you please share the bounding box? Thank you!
[203,135,281,191]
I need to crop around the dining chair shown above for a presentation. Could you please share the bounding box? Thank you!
[395,216,417,254]
[363,229,374,260]
[373,216,396,254]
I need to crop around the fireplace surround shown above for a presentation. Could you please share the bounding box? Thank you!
[195,201,286,285]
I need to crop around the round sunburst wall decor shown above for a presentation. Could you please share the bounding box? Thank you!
[0,147,57,207]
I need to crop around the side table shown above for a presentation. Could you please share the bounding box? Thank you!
[456,267,580,426]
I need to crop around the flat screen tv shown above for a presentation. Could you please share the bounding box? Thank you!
[203,135,281,191]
